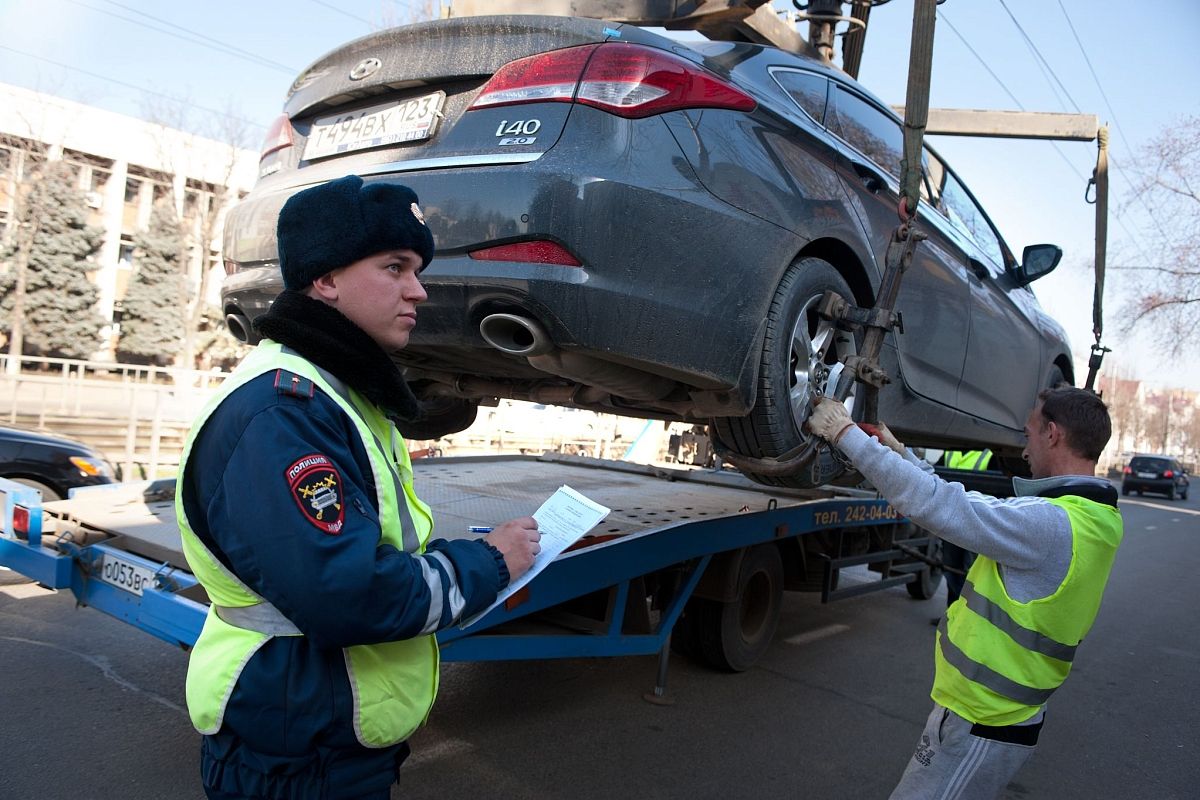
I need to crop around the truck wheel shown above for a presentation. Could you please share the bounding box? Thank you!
[711,258,862,489]
[905,537,944,600]
[694,544,784,672]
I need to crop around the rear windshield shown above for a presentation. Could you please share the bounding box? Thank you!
[1129,457,1171,471]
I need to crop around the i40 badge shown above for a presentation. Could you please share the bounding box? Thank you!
[495,118,540,146]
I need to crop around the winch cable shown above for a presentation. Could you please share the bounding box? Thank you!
[1084,125,1111,392]
[830,0,937,425]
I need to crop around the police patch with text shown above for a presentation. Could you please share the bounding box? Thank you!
[287,454,345,534]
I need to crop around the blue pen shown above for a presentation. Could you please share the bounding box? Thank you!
[468,526,493,534]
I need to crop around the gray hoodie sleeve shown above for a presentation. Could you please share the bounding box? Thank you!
[836,427,1071,572]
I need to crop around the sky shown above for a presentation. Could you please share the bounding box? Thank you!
[1,0,1198,390]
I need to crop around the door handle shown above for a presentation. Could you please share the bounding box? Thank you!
[849,160,886,193]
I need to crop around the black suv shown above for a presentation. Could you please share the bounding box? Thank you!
[0,426,118,501]
[1122,455,1190,501]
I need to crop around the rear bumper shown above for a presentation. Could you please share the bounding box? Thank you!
[222,111,803,398]
[1122,477,1182,494]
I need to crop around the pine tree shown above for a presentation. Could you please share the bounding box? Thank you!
[117,201,185,365]
[0,161,105,358]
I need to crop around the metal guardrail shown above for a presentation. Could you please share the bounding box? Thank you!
[0,354,228,478]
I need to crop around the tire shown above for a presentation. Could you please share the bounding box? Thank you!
[394,395,477,440]
[711,258,863,489]
[1121,486,1129,496]
[1167,486,1176,501]
[693,544,785,672]
[905,537,944,600]
[1137,489,1143,496]
[8,478,62,502]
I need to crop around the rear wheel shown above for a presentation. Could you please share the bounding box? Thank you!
[8,478,61,502]
[905,537,944,600]
[394,394,478,440]
[711,258,862,488]
[692,544,784,672]
[1167,486,1176,501]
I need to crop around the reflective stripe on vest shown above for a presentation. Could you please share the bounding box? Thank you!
[177,340,438,747]
[947,450,993,471]
[931,494,1122,726]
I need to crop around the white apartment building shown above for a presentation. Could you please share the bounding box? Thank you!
[0,82,258,358]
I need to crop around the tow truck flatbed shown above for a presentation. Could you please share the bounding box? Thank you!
[0,453,941,684]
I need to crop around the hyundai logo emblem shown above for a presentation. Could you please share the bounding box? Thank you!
[349,58,382,81]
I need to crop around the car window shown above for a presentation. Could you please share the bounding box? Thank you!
[1129,457,1169,471]
[829,87,903,178]
[923,148,946,205]
[938,172,1006,269]
[772,70,828,126]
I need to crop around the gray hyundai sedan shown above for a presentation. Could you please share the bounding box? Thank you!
[221,14,1072,488]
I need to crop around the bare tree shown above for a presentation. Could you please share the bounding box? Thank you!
[1118,116,1200,348]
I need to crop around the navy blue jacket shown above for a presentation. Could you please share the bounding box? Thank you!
[181,370,506,798]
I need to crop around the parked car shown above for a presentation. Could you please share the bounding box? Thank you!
[1122,455,1189,501]
[220,14,1072,488]
[0,426,118,501]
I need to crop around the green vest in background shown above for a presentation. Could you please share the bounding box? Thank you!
[932,494,1122,725]
[946,449,993,471]
[175,340,438,748]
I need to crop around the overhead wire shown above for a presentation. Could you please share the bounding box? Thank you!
[939,9,1149,250]
[995,0,1171,244]
[0,44,267,132]
[63,0,297,75]
[96,0,300,74]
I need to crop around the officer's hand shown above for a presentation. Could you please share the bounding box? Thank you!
[874,422,906,456]
[484,517,541,581]
[807,396,855,443]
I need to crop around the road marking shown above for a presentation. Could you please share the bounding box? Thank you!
[784,624,850,645]
[1121,499,1200,517]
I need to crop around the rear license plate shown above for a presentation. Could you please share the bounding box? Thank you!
[303,92,446,160]
[1136,472,1156,479]
[99,553,156,596]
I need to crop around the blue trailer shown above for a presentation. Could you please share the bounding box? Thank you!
[0,453,942,696]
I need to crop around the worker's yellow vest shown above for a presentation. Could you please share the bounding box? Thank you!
[932,494,1122,725]
[946,450,993,471]
[175,340,438,747]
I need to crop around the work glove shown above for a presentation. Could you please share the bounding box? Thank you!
[807,397,855,444]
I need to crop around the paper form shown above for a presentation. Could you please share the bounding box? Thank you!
[458,485,610,629]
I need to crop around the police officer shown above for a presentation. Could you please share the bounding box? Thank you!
[808,388,1122,799]
[176,175,541,799]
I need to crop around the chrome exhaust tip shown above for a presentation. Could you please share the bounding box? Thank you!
[479,313,553,357]
[225,313,257,344]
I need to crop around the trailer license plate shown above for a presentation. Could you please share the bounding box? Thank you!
[99,554,156,596]
[303,92,445,160]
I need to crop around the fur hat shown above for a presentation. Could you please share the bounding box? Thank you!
[276,175,434,290]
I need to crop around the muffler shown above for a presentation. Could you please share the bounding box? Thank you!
[225,312,257,344]
[479,313,554,357]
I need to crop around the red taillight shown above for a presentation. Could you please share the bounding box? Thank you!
[260,114,295,161]
[577,43,757,118]
[1123,466,1131,474]
[12,505,30,535]
[1164,470,1174,478]
[469,44,598,110]
[469,240,582,266]
[469,43,756,119]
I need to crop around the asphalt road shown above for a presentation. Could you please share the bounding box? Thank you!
[1,489,1196,799]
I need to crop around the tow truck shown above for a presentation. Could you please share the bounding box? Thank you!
[0,452,952,696]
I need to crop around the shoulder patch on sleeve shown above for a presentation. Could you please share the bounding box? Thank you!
[274,369,315,399]
[287,454,345,534]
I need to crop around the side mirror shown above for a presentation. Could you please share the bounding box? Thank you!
[1013,244,1062,286]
